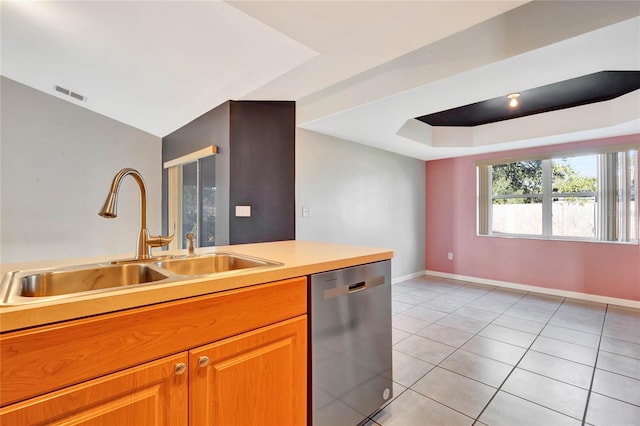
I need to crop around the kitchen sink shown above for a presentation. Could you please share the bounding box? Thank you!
[154,252,283,275]
[2,264,170,303]
[0,252,281,305]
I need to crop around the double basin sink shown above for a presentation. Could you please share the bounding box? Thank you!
[1,252,283,305]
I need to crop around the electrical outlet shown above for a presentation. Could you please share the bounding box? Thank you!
[447,252,454,261]
[302,206,311,217]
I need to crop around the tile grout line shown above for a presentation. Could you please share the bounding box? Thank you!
[388,278,622,426]
[472,292,568,424]
[398,282,532,424]
[580,303,608,426]
[372,278,452,424]
[395,281,531,415]
[385,280,520,423]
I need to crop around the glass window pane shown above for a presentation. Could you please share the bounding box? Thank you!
[480,149,637,242]
[552,197,596,238]
[491,197,542,235]
[491,161,542,196]
[199,156,216,247]
[552,155,597,194]
[182,161,197,249]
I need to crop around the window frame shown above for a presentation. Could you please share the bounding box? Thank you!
[477,144,639,244]
[164,146,217,250]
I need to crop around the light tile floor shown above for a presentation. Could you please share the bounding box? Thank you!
[365,275,640,426]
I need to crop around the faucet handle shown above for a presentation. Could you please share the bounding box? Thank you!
[185,232,195,255]
[147,233,174,248]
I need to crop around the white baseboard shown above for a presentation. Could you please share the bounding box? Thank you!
[424,270,640,309]
[392,270,428,285]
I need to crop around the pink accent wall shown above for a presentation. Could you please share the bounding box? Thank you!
[425,134,640,301]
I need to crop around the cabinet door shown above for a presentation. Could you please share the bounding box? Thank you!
[1,276,306,406]
[0,353,188,426]
[190,315,307,426]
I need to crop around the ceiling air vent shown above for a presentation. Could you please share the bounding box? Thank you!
[54,84,86,102]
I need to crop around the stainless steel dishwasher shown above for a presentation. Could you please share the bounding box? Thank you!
[310,260,392,426]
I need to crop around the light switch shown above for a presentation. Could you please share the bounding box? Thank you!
[235,205,251,217]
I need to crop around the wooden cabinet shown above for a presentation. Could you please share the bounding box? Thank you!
[0,353,189,425]
[0,318,307,426]
[190,316,306,426]
[0,277,307,426]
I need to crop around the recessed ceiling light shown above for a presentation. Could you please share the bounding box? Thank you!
[507,93,520,108]
[417,71,640,127]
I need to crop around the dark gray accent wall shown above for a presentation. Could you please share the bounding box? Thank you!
[162,102,231,245]
[229,101,296,244]
[162,100,295,246]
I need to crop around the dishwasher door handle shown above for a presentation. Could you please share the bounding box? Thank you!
[323,275,386,300]
[348,281,366,293]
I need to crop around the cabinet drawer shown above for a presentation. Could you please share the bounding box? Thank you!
[1,277,306,406]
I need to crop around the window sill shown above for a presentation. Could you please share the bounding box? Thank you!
[477,233,639,246]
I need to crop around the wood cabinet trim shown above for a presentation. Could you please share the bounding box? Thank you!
[0,277,307,406]
[190,316,307,426]
[0,352,189,425]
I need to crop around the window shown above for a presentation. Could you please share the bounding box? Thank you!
[179,156,216,248]
[165,146,217,250]
[477,147,638,243]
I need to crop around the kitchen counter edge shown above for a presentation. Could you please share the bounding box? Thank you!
[0,240,393,333]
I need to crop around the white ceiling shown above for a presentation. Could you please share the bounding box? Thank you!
[2,1,639,161]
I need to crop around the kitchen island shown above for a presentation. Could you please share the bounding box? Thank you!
[0,240,393,425]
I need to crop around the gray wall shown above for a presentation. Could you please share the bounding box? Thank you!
[1,77,162,263]
[296,129,426,279]
[0,77,425,276]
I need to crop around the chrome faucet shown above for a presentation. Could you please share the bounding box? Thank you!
[99,168,173,260]
[185,232,196,256]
